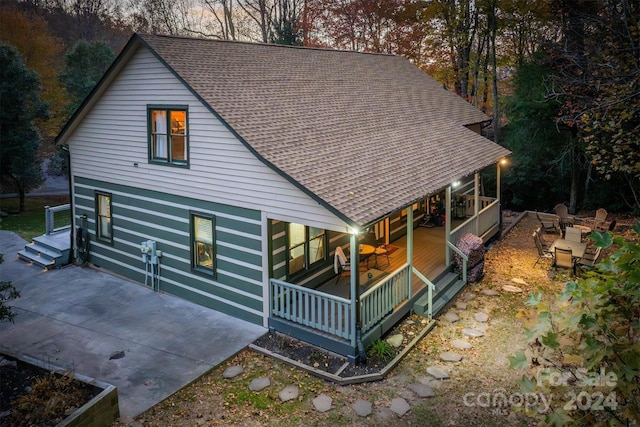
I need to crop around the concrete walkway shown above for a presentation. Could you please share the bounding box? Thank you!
[0,231,266,419]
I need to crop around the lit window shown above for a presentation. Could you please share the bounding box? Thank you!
[95,192,112,243]
[287,223,326,276]
[149,106,188,166]
[192,213,215,275]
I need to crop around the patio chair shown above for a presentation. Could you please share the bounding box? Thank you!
[554,203,574,230]
[577,247,602,271]
[533,231,553,267]
[592,208,609,232]
[536,212,560,234]
[553,247,576,274]
[564,226,582,243]
[333,246,351,283]
[374,244,390,268]
[534,227,551,249]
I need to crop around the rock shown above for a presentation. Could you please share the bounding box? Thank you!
[481,289,499,296]
[109,350,125,360]
[462,328,484,337]
[406,320,415,325]
[249,377,270,391]
[223,365,244,379]
[450,339,472,350]
[439,351,463,362]
[409,383,435,398]
[463,292,477,301]
[386,334,404,348]
[474,312,489,322]
[352,399,372,417]
[312,394,332,412]
[502,284,523,293]
[426,366,450,379]
[512,278,528,286]
[443,312,459,323]
[279,385,299,402]
[390,397,411,416]
[455,301,468,310]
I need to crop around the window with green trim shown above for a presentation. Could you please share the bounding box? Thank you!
[148,106,188,166]
[95,192,113,243]
[287,223,326,276]
[191,213,215,275]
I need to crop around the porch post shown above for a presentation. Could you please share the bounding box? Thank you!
[497,162,502,230]
[406,207,413,294]
[445,186,451,265]
[474,172,480,235]
[349,232,359,348]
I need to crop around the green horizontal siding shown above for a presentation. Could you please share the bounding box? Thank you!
[74,176,264,325]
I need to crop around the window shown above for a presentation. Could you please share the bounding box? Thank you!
[148,106,188,166]
[287,223,326,276]
[95,192,112,243]
[192,213,215,275]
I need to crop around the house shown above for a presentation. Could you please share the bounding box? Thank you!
[56,33,511,361]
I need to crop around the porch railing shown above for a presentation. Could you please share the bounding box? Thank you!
[411,267,436,318]
[45,204,71,235]
[451,199,500,243]
[447,241,468,284]
[270,278,352,339]
[360,264,411,333]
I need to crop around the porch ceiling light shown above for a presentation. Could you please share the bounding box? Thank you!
[349,227,361,235]
[452,180,461,188]
[500,157,508,166]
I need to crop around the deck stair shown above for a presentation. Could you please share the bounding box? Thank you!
[413,272,465,318]
[17,231,71,269]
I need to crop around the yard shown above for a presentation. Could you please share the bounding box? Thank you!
[114,213,635,426]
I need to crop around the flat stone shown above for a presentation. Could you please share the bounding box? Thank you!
[474,312,489,322]
[462,328,484,337]
[439,351,463,362]
[312,394,332,412]
[443,312,459,323]
[390,397,411,416]
[502,284,523,293]
[406,320,415,325]
[248,377,270,391]
[386,334,404,348]
[450,339,472,350]
[426,366,450,379]
[455,301,468,310]
[223,365,244,379]
[512,278,528,286]
[463,292,477,301]
[279,385,299,402]
[481,289,499,296]
[409,383,435,398]
[352,399,372,417]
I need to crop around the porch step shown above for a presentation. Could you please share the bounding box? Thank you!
[17,231,71,269]
[413,272,466,317]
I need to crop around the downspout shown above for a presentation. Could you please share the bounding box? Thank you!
[62,145,73,264]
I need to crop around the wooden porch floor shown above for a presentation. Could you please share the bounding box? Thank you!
[318,223,454,298]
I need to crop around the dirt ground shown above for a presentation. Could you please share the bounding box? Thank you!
[114,213,637,427]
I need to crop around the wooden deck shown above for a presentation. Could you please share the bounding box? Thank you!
[319,224,452,298]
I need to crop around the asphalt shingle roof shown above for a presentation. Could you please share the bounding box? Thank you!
[137,33,511,227]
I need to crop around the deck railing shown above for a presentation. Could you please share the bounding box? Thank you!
[451,199,500,243]
[270,278,352,339]
[45,204,71,235]
[359,264,411,333]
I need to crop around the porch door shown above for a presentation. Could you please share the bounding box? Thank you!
[374,219,389,245]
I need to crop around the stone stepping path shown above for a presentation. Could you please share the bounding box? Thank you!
[455,301,468,310]
[409,383,435,398]
[474,312,489,322]
[222,365,243,379]
[249,377,270,391]
[443,312,459,323]
[481,289,499,296]
[312,394,332,412]
[462,327,484,337]
[439,351,463,362]
[279,385,299,402]
[502,284,523,293]
[352,399,372,417]
[390,397,411,416]
[450,339,472,350]
[463,292,477,301]
[426,366,450,379]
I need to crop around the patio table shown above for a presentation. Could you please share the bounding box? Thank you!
[359,244,375,268]
[549,239,587,259]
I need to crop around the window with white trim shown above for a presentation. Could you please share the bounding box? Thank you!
[95,192,112,243]
[192,213,215,275]
[287,223,326,276]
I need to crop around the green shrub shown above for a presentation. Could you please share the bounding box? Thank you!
[509,222,640,426]
[367,339,396,362]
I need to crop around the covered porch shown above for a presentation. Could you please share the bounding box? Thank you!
[267,170,503,362]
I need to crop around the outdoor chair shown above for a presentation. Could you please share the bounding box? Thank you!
[534,227,550,250]
[333,246,351,283]
[533,231,553,267]
[536,212,560,234]
[587,208,609,232]
[374,244,390,268]
[554,203,574,231]
[564,226,582,243]
[577,247,602,272]
[553,247,576,274]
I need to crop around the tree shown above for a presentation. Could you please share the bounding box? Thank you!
[59,39,115,115]
[0,42,49,212]
[509,223,640,425]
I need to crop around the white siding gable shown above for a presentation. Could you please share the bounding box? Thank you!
[68,45,347,232]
